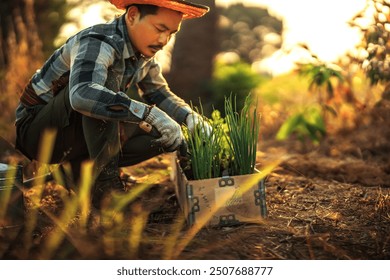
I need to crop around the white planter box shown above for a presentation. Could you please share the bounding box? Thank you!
[170,155,267,227]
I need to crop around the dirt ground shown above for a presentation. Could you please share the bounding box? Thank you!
[133,100,390,260]
[1,101,389,260]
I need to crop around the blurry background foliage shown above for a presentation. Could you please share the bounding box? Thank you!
[0,0,389,147]
[166,2,283,116]
[210,60,265,114]
[279,0,390,143]
[0,0,72,140]
[349,0,390,98]
[291,57,345,143]
[218,4,283,64]
[276,106,326,146]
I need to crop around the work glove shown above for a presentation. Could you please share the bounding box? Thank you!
[144,106,183,152]
[186,111,212,136]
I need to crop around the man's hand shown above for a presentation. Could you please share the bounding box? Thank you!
[186,112,212,136]
[144,106,183,152]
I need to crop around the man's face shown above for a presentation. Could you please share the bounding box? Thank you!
[126,6,183,58]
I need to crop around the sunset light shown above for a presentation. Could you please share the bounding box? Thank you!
[217,0,369,75]
[61,0,372,76]
[1,0,389,270]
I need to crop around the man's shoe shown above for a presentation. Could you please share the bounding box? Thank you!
[119,170,137,186]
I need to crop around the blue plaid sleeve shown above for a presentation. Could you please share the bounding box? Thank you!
[138,60,192,124]
[69,35,146,121]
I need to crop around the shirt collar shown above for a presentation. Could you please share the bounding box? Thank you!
[118,14,133,60]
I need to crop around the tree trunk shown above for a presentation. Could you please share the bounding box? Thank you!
[0,0,43,142]
[166,0,218,115]
[0,0,42,70]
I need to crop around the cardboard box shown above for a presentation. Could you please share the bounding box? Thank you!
[171,156,267,227]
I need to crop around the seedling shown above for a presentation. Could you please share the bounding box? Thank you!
[183,93,260,180]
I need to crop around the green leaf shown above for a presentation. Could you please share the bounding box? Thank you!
[276,107,326,144]
[276,114,304,140]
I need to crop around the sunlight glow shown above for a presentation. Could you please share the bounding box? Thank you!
[217,0,369,75]
[56,2,116,46]
[60,0,371,76]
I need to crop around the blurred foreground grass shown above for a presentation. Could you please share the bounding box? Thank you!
[0,132,280,259]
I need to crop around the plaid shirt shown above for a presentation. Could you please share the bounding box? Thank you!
[15,14,191,123]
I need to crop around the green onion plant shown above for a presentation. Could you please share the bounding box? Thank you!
[183,94,260,180]
[225,93,260,175]
[183,107,227,180]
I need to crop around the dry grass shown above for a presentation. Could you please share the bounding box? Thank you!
[0,129,279,260]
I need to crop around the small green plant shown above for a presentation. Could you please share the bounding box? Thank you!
[183,110,227,180]
[183,94,260,180]
[282,52,346,144]
[276,106,326,144]
[225,94,260,175]
[297,62,344,103]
